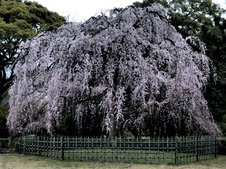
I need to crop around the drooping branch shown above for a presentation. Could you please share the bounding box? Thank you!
[61,88,108,107]
[7,3,222,137]
[121,108,149,115]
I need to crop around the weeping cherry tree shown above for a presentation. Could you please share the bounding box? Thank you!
[7,3,222,137]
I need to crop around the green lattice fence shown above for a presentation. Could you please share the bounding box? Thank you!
[18,135,217,165]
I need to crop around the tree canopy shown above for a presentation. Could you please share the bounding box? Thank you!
[132,0,226,135]
[7,3,222,137]
[0,0,66,103]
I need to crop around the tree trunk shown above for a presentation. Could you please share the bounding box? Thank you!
[109,111,117,147]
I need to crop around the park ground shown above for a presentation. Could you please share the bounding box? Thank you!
[0,154,226,169]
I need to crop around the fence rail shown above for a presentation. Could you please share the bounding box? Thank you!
[18,136,217,165]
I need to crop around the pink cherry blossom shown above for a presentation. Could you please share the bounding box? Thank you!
[7,3,222,137]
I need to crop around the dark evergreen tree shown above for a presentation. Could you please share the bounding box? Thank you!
[0,0,66,103]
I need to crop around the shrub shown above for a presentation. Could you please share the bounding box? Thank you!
[218,137,226,155]
[0,106,9,137]
[0,138,8,149]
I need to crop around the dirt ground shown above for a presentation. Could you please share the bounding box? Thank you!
[0,154,226,169]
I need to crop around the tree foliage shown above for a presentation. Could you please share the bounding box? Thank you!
[0,106,9,137]
[0,0,66,103]
[7,3,222,137]
[133,0,226,135]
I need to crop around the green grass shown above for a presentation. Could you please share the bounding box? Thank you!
[20,148,216,165]
[0,154,226,169]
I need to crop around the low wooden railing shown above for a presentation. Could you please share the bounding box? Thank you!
[17,135,217,165]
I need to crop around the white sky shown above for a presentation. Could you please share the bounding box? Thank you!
[29,0,226,22]
[212,0,226,9]
[28,0,143,22]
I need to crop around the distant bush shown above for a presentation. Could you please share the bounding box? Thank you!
[218,137,226,155]
[0,138,8,149]
[0,106,9,137]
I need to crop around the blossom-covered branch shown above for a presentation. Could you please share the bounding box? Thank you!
[7,3,222,137]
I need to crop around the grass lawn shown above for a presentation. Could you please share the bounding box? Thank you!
[0,153,226,169]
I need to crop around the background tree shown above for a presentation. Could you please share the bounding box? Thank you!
[0,0,66,103]
[0,91,9,137]
[0,106,9,137]
[7,3,221,137]
[133,0,226,135]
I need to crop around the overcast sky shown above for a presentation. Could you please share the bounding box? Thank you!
[212,0,226,8]
[28,0,143,22]
[29,0,226,22]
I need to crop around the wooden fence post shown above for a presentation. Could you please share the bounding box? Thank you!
[195,136,199,162]
[175,137,178,165]
[208,136,210,158]
[37,136,41,156]
[214,136,217,158]
[166,137,169,164]
[46,136,49,157]
[61,136,64,161]
[31,137,34,155]
[43,136,46,156]
[23,136,25,154]
[52,136,56,158]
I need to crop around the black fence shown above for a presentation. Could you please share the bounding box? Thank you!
[17,136,217,165]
